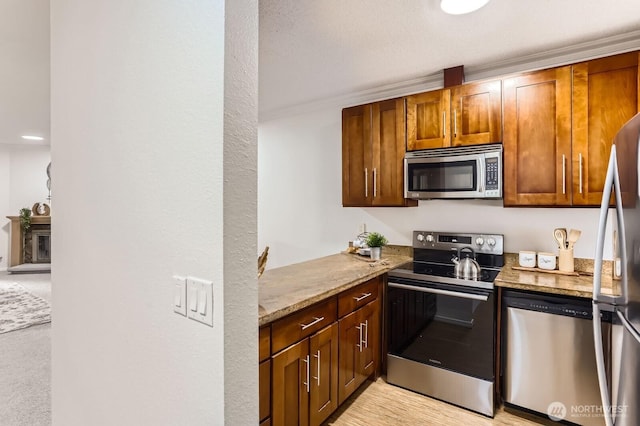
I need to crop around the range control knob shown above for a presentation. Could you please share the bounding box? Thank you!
[487,237,496,247]
[425,234,435,243]
[475,237,485,246]
[416,233,425,243]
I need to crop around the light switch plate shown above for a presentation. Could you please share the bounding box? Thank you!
[187,276,214,327]
[173,275,187,316]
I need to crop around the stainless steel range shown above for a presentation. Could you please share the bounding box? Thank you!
[386,230,504,417]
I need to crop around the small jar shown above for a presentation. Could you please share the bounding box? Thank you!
[537,252,557,270]
[518,251,536,268]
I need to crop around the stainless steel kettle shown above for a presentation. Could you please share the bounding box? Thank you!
[451,247,482,280]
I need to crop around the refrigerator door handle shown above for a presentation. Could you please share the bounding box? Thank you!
[593,302,614,426]
[593,146,627,304]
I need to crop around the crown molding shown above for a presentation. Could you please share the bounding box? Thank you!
[259,29,640,123]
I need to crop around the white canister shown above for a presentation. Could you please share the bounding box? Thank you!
[518,251,536,268]
[537,252,557,270]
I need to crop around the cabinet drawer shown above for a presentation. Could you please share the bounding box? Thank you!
[272,298,337,354]
[259,326,271,362]
[338,278,379,318]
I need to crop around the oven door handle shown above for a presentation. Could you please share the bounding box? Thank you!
[388,281,489,301]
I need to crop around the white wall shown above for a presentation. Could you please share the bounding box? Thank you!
[51,1,257,425]
[0,145,51,270]
[258,107,613,270]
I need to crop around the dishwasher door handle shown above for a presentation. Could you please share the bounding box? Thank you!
[388,282,489,301]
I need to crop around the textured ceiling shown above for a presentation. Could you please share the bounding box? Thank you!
[0,0,49,146]
[259,0,640,118]
[4,1,640,142]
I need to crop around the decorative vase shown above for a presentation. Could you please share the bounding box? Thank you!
[370,247,381,260]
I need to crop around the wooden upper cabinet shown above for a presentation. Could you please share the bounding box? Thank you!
[342,105,372,207]
[571,52,640,206]
[406,89,451,150]
[371,99,408,206]
[342,100,416,207]
[503,66,573,206]
[406,80,501,151]
[450,80,502,146]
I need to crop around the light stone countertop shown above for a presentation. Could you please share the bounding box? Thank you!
[258,246,412,326]
[495,253,620,299]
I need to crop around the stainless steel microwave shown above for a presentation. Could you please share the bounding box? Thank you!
[404,143,502,199]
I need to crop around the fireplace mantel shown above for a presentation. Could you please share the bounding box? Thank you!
[6,215,51,271]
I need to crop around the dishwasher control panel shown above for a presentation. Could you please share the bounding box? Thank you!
[503,290,612,321]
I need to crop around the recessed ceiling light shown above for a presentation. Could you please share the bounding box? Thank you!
[22,135,45,141]
[441,0,490,15]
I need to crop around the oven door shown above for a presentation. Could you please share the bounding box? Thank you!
[404,153,483,199]
[387,278,495,381]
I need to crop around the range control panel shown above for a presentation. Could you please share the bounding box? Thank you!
[413,230,504,255]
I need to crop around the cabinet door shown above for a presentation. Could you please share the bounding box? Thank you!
[309,323,339,426]
[371,99,408,206]
[406,89,451,150]
[272,339,310,426]
[572,52,640,205]
[259,359,271,423]
[451,80,502,146]
[357,299,380,381]
[342,105,372,206]
[337,309,360,405]
[503,66,572,206]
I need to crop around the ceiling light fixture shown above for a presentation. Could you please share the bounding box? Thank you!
[21,135,44,141]
[441,0,490,15]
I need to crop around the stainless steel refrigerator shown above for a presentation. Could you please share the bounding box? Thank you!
[593,113,640,426]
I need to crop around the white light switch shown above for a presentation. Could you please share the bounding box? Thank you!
[173,275,187,316]
[187,276,214,327]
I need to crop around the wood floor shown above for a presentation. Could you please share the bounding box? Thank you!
[325,378,554,426]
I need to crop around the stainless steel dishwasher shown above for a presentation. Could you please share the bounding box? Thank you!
[502,290,612,426]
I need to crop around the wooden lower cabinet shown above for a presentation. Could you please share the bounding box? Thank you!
[338,298,380,405]
[272,323,339,426]
[259,359,271,424]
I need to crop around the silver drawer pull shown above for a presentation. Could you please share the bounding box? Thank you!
[300,316,324,330]
[353,292,372,302]
[356,323,363,352]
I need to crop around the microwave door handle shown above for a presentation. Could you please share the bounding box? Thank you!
[478,158,485,193]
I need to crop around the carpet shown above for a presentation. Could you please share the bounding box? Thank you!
[0,282,51,334]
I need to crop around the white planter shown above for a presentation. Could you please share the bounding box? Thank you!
[370,247,381,260]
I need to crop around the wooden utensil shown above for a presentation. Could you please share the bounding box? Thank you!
[567,229,581,249]
[553,228,566,249]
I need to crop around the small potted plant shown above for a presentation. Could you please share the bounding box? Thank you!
[366,232,388,260]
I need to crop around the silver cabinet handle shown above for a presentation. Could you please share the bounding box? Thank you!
[363,320,368,349]
[562,154,566,195]
[300,316,324,331]
[579,153,583,194]
[356,323,363,352]
[373,168,377,198]
[312,350,320,387]
[364,168,368,198]
[353,292,372,302]
[442,111,446,137]
[302,354,310,393]
[454,109,457,137]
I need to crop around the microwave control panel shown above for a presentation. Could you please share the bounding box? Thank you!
[484,156,500,197]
